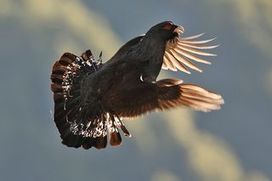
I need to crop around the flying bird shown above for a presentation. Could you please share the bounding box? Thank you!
[50,21,224,149]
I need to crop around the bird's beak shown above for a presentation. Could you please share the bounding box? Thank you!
[173,25,185,35]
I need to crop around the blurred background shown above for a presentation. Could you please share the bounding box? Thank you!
[0,0,272,181]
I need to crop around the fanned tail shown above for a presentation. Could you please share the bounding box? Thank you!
[50,50,130,149]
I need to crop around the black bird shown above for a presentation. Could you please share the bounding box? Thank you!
[50,21,224,149]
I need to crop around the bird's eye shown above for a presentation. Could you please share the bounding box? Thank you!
[162,22,173,30]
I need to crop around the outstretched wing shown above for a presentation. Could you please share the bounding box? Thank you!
[162,33,218,74]
[106,78,224,118]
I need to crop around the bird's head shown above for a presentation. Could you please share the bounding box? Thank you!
[146,21,184,41]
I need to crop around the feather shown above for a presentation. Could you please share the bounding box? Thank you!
[180,84,223,100]
[181,33,205,40]
[164,52,191,74]
[164,56,177,71]
[110,132,122,146]
[181,92,223,104]
[164,34,217,74]
[180,37,216,45]
[178,42,219,50]
[157,80,224,112]
[176,45,217,56]
[170,50,203,72]
[173,48,211,65]
[94,136,107,149]
[162,62,168,69]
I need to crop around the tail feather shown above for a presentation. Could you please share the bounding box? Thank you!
[94,136,108,149]
[51,50,130,149]
[110,132,122,146]
[81,138,95,149]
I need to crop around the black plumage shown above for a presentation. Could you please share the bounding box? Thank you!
[50,21,224,149]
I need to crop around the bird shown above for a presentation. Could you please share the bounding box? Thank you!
[50,21,224,149]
